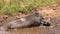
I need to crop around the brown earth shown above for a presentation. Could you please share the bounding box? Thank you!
[0,2,60,34]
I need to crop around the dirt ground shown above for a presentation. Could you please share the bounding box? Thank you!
[0,2,60,34]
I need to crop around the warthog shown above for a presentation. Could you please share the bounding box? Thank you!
[7,13,50,29]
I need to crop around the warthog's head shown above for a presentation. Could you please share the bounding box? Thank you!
[33,13,51,26]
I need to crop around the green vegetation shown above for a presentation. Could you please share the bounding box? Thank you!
[0,0,57,15]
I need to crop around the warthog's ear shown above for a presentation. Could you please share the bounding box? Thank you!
[34,13,39,17]
[33,12,40,17]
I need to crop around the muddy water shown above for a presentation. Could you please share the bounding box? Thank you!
[0,26,50,34]
[8,27,49,34]
[0,25,60,34]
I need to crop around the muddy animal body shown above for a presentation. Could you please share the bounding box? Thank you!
[7,13,51,30]
[7,13,44,29]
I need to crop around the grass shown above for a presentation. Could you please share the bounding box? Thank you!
[0,0,57,15]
